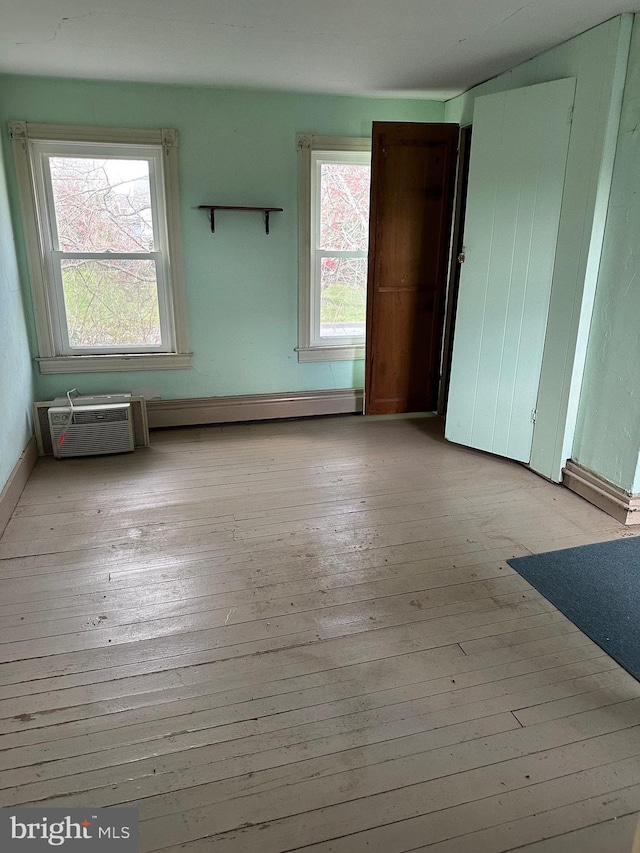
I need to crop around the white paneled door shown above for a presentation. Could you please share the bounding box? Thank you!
[445,78,575,463]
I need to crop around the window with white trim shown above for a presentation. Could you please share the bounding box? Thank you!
[297,135,371,362]
[10,122,190,373]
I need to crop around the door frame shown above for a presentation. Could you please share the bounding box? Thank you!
[438,124,472,416]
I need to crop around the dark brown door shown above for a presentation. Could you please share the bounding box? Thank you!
[365,122,459,415]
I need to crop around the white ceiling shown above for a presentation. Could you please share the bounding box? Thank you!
[2,1,636,100]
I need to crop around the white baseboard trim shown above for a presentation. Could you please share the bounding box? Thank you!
[147,388,364,429]
[0,436,38,537]
[563,460,640,525]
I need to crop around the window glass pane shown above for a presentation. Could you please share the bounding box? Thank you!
[60,258,161,347]
[49,157,154,252]
[320,256,367,338]
[319,163,370,251]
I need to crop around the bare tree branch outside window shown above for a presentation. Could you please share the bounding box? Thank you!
[49,157,161,346]
[318,162,370,337]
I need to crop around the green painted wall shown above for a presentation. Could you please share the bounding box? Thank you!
[0,75,443,403]
[0,137,34,492]
[445,15,632,483]
[573,15,640,495]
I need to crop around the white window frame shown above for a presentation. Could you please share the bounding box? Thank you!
[297,134,371,363]
[9,121,191,373]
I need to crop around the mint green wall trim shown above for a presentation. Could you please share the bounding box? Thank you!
[445,15,633,483]
[0,75,443,403]
[573,14,640,495]
[0,135,34,493]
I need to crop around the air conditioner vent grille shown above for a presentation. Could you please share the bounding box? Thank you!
[52,423,134,458]
[73,408,128,425]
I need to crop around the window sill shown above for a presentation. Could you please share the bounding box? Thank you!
[36,353,193,374]
[297,345,365,363]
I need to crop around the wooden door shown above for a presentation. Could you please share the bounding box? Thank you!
[365,122,458,415]
[445,78,575,462]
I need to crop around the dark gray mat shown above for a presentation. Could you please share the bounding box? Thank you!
[508,536,640,681]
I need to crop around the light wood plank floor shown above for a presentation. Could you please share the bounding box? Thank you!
[1,414,640,852]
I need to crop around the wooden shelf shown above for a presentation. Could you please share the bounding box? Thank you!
[198,205,283,235]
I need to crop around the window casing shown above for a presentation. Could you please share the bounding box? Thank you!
[297,135,371,362]
[10,122,190,373]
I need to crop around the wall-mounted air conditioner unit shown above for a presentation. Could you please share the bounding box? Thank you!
[48,394,136,459]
